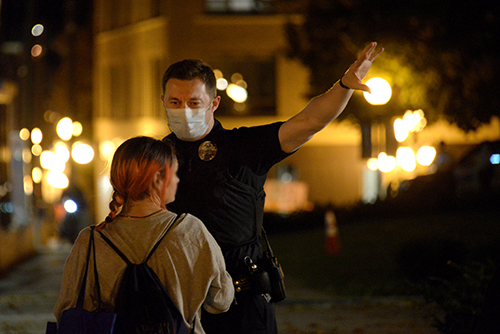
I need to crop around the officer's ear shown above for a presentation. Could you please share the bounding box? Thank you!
[211,96,221,113]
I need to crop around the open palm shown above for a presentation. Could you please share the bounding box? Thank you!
[342,42,384,93]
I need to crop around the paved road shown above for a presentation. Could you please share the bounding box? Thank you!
[0,246,439,334]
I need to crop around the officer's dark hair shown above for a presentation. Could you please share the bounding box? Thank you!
[162,59,217,98]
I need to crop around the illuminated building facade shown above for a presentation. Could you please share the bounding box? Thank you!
[92,0,369,219]
[93,0,500,218]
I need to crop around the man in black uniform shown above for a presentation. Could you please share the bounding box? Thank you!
[161,42,383,334]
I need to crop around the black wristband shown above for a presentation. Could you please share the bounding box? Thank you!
[338,77,351,90]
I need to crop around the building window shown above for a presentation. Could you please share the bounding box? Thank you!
[207,57,276,117]
[205,0,275,14]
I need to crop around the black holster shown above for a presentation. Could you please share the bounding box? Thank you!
[234,228,287,303]
[260,227,286,302]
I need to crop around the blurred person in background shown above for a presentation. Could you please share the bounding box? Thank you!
[57,186,91,244]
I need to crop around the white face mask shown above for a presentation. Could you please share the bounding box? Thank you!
[166,106,209,141]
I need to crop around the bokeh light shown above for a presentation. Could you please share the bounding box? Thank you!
[396,147,416,172]
[491,154,500,165]
[72,142,94,164]
[31,127,42,144]
[366,157,378,171]
[31,144,42,156]
[22,148,32,163]
[394,118,409,142]
[46,171,69,189]
[64,199,78,213]
[23,175,33,195]
[417,146,437,166]
[72,121,83,137]
[56,117,73,141]
[226,83,248,103]
[363,78,392,105]
[19,128,30,141]
[32,167,43,184]
[40,150,65,172]
[377,152,396,173]
[31,24,44,37]
[54,142,70,163]
[217,78,228,90]
[31,44,43,57]
[213,69,223,80]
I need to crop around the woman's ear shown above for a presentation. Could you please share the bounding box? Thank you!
[152,171,164,193]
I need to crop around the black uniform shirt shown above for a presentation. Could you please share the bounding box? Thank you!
[165,119,293,274]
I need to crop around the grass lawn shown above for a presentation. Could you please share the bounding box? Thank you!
[266,208,500,297]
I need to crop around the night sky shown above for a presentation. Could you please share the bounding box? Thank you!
[0,0,90,43]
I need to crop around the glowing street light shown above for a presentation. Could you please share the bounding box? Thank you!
[362,77,392,167]
[363,78,392,105]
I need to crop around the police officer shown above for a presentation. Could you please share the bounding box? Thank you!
[161,42,383,334]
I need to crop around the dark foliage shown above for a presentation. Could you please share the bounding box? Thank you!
[416,261,496,334]
[284,0,500,131]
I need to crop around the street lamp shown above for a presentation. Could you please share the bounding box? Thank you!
[363,78,392,106]
[362,77,393,163]
[361,77,392,203]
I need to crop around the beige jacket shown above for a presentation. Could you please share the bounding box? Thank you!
[54,211,234,334]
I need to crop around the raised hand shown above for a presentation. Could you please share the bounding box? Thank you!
[341,42,384,93]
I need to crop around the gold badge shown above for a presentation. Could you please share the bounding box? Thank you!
[198,141,217,161]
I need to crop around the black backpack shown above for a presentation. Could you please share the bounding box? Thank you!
[98,214,190,334]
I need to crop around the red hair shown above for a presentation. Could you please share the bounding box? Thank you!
[97,137,175,230]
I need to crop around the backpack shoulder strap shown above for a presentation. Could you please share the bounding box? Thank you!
[145,213,186,263]
[97,213,187,265]
[97,230,132,265]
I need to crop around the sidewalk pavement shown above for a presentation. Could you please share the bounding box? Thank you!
[274,277,440,334]
[0,246,440,334]
[0,245,69,334]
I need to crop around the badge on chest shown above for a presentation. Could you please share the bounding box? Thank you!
[198,141,217,161]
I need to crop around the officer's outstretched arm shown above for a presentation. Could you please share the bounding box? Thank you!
[278,42,383,154]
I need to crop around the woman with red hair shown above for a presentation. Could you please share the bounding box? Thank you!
[54,136,234,333]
